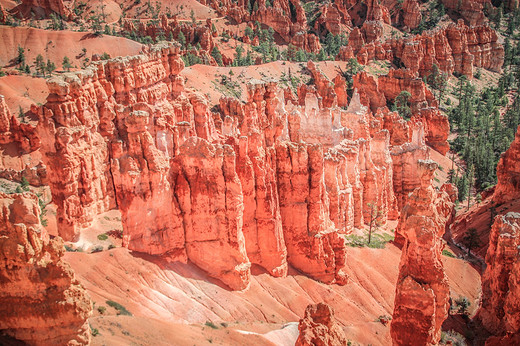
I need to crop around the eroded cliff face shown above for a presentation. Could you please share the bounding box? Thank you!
[479,212,520,341]
[343,20,504,79]
[295,303,348,346]
[35,42,449,290]
[390,160,457,345]
[18,0,72,18]
[0,192,92,345]
[0,95,40,152]
[493,125,520,205]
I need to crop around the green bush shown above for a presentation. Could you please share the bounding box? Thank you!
[205,321,218,329]
[97,233,108,241]
[106,300,132,316]
[442,249,456,258]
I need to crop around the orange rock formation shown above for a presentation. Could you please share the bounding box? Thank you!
[295,303,348,346]
[343,20,504,79]
[479,212,520,342]
[390,160,456,345]
[33,42,451,290]
[0,192,92,345]
[493,125,520,205]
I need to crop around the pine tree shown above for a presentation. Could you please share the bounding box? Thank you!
[35,54,45,76]
[46,60,56,75]
[211,46,223,66]
[178,31,186,48]
[395,91,412,120]
[62,56,72,71]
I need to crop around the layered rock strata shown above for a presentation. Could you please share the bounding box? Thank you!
[37,42,447,290]
[341,20,504,79]
[0,192,92,345]
[390,160,456,345]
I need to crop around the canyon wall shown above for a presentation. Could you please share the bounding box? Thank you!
[0,192,92,345]
[493,125,520,205]
[390,160,456,345]
[35,42,448,290]
[342,20,504,79]
[479,212,520,342]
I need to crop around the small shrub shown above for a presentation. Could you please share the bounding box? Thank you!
[91,327,99,336]
[205,321,218,329]
[377,315,391,326]
[91,245,103,253]
[97,233,108,241]
[441,330,466,345]
[108,244,116,250]
[454,296,471,315]
[106,300,132,316]
[97,306,106,314]
[442,249,456,258]
[107,229,123,239]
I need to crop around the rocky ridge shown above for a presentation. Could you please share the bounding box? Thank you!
[0,192,92,345]
[341,20,504,79]
[32,42,448,290]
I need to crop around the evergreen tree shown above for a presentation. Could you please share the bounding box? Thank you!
[35,54,45,76]
[211,46,223,66]
[62,56,72,71]
[395,91,412,120]
[46,60,56,75]
[178,31,186,48]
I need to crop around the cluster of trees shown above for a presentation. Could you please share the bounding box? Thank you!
[16,47,31,74]
[247,23,281,63]
[448,10,520,204]
[34,55,56,77]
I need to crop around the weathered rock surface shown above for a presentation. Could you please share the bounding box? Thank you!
[479,212,520,340]
[401,0,422,29]
[295,303,348,346]
[18,0,72,18]
[390,160,456,345]
[0,192,92,345]
[35,42,451,291]
[493,125,520,205]
[344,21,503,78]
[0,95,40,152]
[441,0,489,26]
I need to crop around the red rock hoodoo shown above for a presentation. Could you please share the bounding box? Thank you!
[295,303,348,346]
[0,192,92,345]
[479,212,520,343]
[390,160,456,345]
[344,20,504,79]
[34,42,451,290]
[493,125,520,205]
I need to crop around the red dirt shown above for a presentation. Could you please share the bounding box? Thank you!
[65,240,480,345]
[0,26,142,70]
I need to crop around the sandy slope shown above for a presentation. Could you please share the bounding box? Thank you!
[0,26,142,69]
[66,240,480,345]
[0,75,48,112]
[182,61,349,104]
